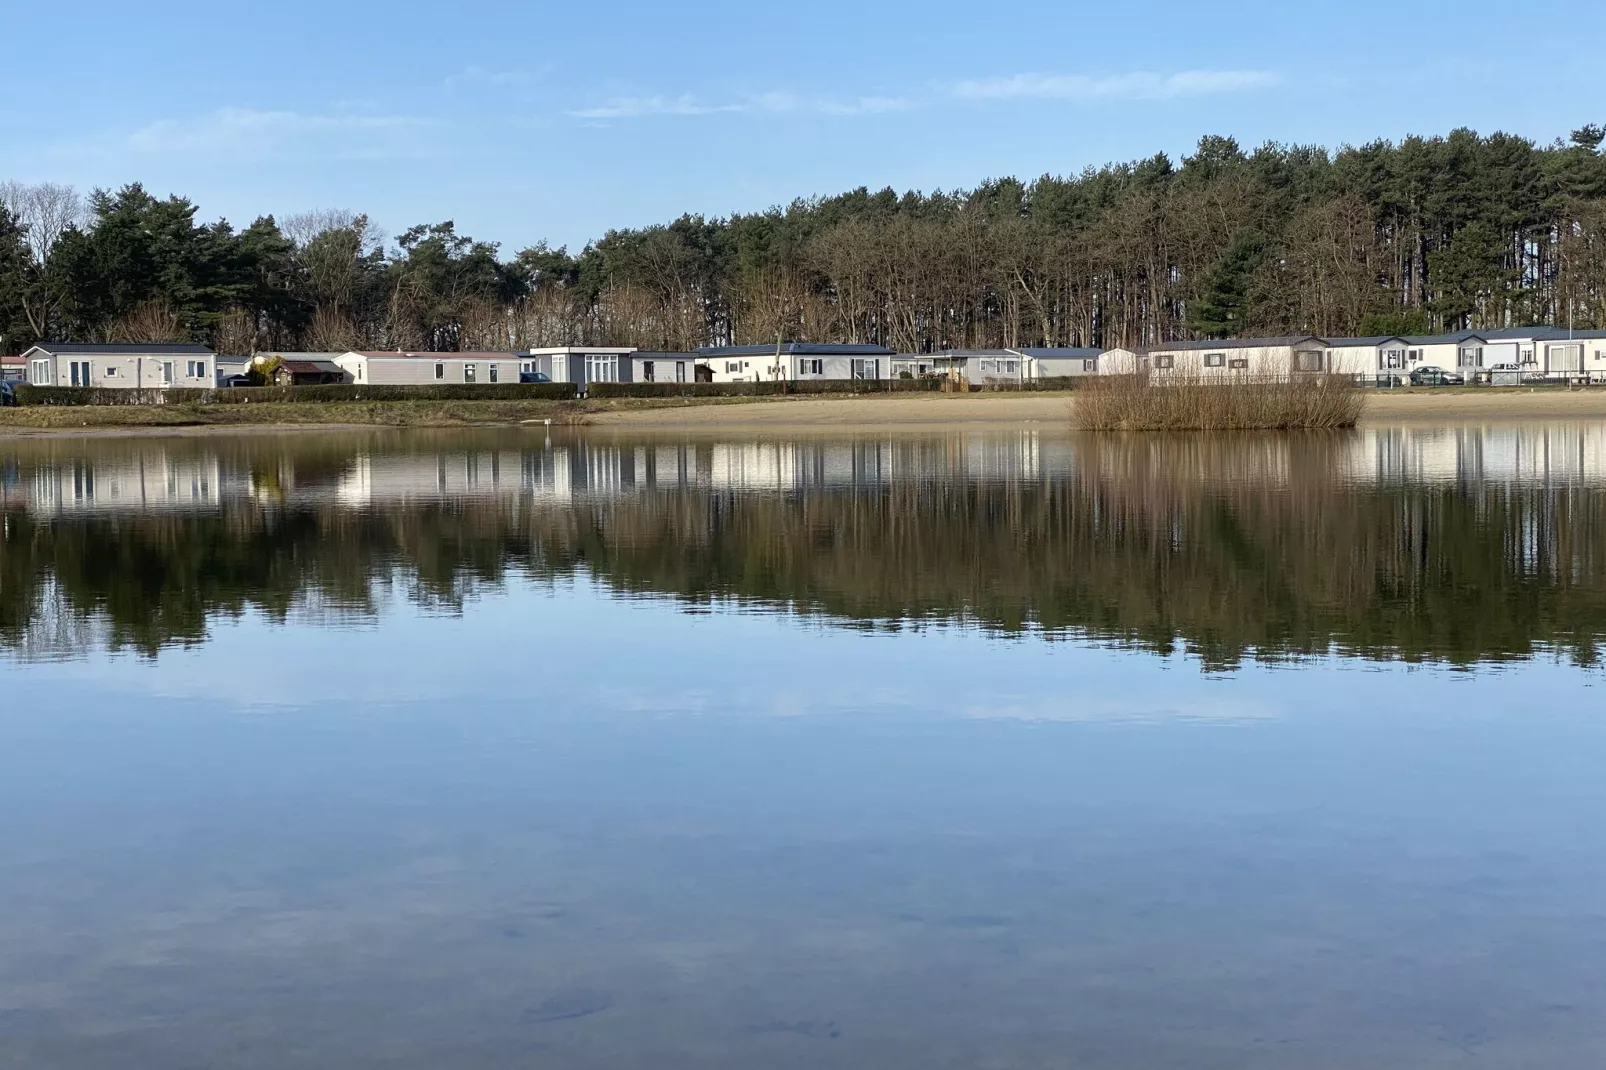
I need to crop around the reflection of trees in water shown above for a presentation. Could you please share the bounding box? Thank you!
[556,437,1606,669]
[2,434,1604,667]
[0,504,560,658]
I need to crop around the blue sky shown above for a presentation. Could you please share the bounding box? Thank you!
[3,0,1602,254]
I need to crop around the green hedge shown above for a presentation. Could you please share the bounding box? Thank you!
[587,378,947,398]
[14,382,577,406]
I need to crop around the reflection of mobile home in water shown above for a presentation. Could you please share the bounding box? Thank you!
[334,452,529,506]
[1352,425,1606,486]
[20,454,239,516]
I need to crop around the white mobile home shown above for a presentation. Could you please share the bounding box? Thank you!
[1106,336,1330,379]
[1530,330,1606,378]
[22,343,217,389]
[214,355,251,385]
[928,348,1102,385]
[1396,332,1490,374]
[629,352,712,384]
[1019,348,1102,379]
[334,351,522,386]
[1321,336,1415,379]
[890,354,941,379]
[698,344,895,383]
[1395,328,1606,378]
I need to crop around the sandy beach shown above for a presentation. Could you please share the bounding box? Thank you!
[3,387,1606,438]
[582,388,1606,430]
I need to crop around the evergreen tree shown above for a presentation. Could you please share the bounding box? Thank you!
[1189,229,1265,338]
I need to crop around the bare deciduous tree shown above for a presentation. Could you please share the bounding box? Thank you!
[0,181,85,340]
[306,305,361,352]
[109,300,186,344]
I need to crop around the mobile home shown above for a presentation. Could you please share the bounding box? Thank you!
[522,347,640,387]
[629,352,712,384]
[697,343,895,383]
[334,351,521,386]
[1108,336,1330,379]
[22,343,217,389]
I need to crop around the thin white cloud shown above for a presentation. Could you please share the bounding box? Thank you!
[816,96,915,116]
[444,65,533,90]
[568,94,748,119]
[952,69,1281,102]
[568,92,916,121]
[121,107,433,160]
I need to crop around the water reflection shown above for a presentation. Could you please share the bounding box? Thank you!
[3,425,1606,667]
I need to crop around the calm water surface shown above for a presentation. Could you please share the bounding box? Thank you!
[3,425,1606,1068]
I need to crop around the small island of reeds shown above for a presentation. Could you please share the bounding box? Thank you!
[1075,374,1365,431]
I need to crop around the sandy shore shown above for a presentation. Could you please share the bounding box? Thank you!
[1361,389,1606,421]
[3,388,1605,439]
[583,393,1076,430]
[583,388,1606,430]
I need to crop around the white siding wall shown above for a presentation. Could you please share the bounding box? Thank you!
[633,356,704,383]
[1542,341,1587,375]
[1031,356,1100,378]
[706,353,882,382]
[708,356,762,383]
[1591,340,1606,378]
[1410,340,1464,371]
[1325,345,1383,378]
[1147,343,1308,379]
[25,353,213,388]
[1098,348,1143,375]
[344,357,516,385]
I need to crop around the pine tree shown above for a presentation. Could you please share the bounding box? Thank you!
[1188,229,1265,338]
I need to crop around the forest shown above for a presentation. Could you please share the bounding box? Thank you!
[2,124,1605,356]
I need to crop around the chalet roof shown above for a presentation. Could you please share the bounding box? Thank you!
[1014,347,1103,358]
[1324,336,1411,347]
[352,351,519,359]
[926,348,1102,359]
[279,360,345,374]
[1404,331,1490,345]
[1148,335,1327,352]
[26,343,213,356]
[698,343,896,357]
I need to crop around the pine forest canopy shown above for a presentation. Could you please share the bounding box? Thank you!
[1,124,1604,356]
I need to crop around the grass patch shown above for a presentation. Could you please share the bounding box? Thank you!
[0,399,586,430]
[1075,374,1364,431]
[0,394,802,431]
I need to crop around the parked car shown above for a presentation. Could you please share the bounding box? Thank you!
[519,371,552,384]
[221,374,253,388]
[1409,365,1463,387]
[0,380,14,406]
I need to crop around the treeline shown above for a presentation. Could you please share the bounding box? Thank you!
[2,125,1605,355]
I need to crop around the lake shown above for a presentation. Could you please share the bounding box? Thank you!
[3,424,1606,1068]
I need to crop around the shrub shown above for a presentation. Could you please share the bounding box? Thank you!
[14,382,577,406]
[1075,373,1364,431]
[975,376,1085,392]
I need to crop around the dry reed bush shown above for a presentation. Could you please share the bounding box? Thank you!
[1074,372,1365,431]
